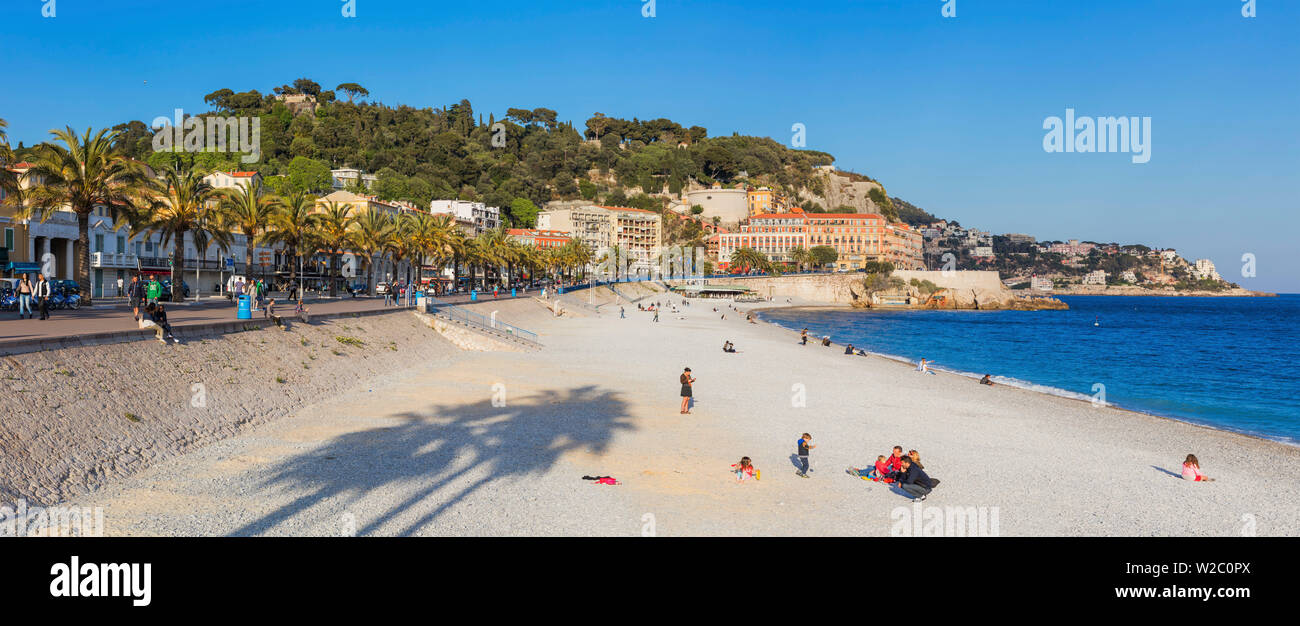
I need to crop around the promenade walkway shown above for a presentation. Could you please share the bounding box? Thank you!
[0,290,533,348]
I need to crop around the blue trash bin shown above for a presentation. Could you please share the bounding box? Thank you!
[236,294,252,319]
[470,290,477,302]
[511,288,517,298]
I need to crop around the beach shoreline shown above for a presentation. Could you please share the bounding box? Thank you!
[25,291,1300,536]
[743,299,1300,450]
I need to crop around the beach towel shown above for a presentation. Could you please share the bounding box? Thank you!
[582,475,620,485]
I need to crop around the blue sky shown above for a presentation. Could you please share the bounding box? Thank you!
[2,0,1297,291]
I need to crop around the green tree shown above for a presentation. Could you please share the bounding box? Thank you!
[130,156,221,301]
[508,197,539,227]
[219,178,279,276]
[286,156,333,193]
[21,126,147,302]
[809,245,838,268]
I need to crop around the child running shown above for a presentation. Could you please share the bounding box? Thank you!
[1181,454,1215,482]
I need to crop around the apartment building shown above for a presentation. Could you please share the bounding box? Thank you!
[507,228,571,250]
[429,199,500,235]
[537,205,663,273]
[330,168,377,191]
[746,187,776,217]
[717,210,924,271]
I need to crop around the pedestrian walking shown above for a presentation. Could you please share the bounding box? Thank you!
[128,275,144,320]
[35,274,52,320]
[16,274,33,319]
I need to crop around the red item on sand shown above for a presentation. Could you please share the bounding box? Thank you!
[596,477,620,485]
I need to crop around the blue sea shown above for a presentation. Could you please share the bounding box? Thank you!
[758,295,1300,445]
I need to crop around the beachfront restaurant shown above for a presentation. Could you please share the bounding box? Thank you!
[669,284,761,301]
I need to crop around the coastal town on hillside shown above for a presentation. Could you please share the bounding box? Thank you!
[0,160,1240,300]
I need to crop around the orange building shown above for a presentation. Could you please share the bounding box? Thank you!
[746,187,776,217]
[717,210,923,271]
[507,228,571,249]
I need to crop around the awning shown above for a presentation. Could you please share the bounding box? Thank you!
[5,262,41,273]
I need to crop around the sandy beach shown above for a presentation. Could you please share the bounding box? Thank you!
[39,288,1300,536]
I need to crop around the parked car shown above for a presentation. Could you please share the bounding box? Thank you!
[158,279,191,301]
[375,282,391,295]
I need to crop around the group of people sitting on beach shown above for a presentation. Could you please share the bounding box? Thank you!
[848,446,939,502]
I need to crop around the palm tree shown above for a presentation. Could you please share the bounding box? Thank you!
[789,246,812,273]
[315,201,354,297]
[0,118,21,205]
[219,178,278,279]
[597,244,625,282]
[265,190,319,297]
[20,127,146,302]
[728,247,770,275]
[387,212,420,287]
[349,207,395,296]
[191,210,232,298]
[132,157,220,301]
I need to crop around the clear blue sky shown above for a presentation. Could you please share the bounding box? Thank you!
[3,0,1296,291]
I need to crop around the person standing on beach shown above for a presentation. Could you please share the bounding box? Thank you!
[679,367,695,414]
[653,308,659,323]
[800,328,808,345]
[795,433,815,477]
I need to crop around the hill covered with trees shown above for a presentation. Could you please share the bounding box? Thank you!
[85,77,855,230]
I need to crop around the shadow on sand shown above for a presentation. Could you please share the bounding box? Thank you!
[1151,465,1183,479]
[231,385,634,536]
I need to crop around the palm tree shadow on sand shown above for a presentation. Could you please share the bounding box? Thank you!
[230,385,634,536]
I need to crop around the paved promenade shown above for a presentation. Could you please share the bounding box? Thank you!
[0,291,533,346]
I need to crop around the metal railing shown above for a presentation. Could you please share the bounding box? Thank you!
[423,295,539,345]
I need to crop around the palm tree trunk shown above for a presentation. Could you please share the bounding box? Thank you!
[244,231,254,279]
[172,231,185,301]
[329,251,339,297]
[77,211,91,303]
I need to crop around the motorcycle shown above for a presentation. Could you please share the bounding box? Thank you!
[49,290,67,310]
[63,290,82,310]
[0,289,16,311]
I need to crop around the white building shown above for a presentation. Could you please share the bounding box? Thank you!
[429,200,500,235]
[203,170,262,190]
[970,246,995,259]
[330,168,377,191]
[684,185,747,225]
[1191,259,1221,281]
[1120,270,1138,283]
[1082,270,1107,285]
[1031,276,1053,291]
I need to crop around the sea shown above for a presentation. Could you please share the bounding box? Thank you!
[757,294,1300,445]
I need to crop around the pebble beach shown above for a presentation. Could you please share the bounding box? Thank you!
[39,291,1300,537]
